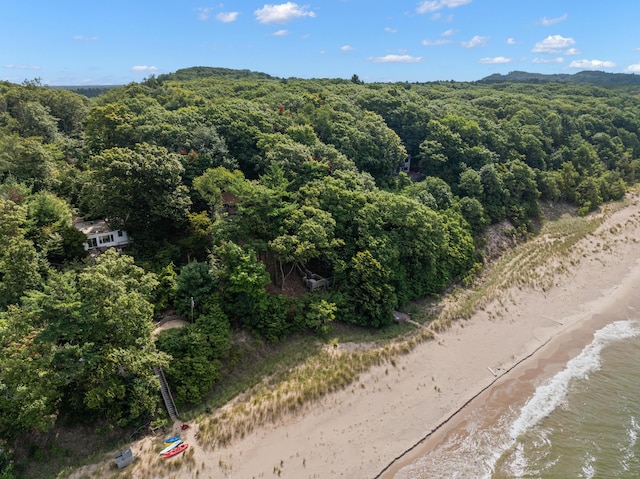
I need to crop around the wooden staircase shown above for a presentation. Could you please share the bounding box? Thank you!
[154,366,179,420]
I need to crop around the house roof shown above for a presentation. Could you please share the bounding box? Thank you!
[73,219,113,236]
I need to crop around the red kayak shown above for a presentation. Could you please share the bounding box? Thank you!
[163,442,188,458]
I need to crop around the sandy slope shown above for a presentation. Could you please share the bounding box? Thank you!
[74,194,640,479]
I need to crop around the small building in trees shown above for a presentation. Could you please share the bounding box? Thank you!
[74,219,131,251]
[393,156,412,175]
[220,191,240,216]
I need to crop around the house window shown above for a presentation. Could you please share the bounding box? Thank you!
[99,234,114,244]
[117,230,123,237]
[88,237,98,248]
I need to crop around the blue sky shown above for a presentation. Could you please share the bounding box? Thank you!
[3,0,640,85]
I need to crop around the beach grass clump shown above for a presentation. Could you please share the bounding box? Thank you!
[197,330,436,449]
[437,206,609,324]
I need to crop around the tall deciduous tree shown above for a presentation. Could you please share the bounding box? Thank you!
[212,242,270,329]
[81,142,191,240]
[0,305,59,437]
[155,303,231,404]
[269,205,343,287]
[343,250,396,328]
[30,251,168,427]
[0,199,42,310]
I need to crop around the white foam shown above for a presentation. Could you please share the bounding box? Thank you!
[621,415,640,472]
[395,320,640,478]
[581,453,596,479]
[509,320,640,441]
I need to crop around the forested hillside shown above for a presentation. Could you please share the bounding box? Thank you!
[1,68,639,476]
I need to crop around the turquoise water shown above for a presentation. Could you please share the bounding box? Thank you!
[394,319,640,479]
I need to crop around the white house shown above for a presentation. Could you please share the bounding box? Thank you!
[74,219,131,251]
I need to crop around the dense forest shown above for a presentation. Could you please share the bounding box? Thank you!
[1,67,640,476]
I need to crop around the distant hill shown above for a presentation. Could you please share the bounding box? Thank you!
[478,70,640,87]
[53,85,118,98]
[156,66,277,82]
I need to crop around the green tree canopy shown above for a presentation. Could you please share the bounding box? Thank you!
[81,142,191,240]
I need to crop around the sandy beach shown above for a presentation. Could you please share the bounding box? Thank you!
[79,194,640,479]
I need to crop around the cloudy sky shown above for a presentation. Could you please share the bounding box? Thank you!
[2,0,640,85]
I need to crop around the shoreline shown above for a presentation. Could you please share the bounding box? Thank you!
[75,195,640,479]
[383,263,640,478]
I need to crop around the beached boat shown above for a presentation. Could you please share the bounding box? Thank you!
[159,441,183,455]
[164,435,180,444]
[163,442,188,458]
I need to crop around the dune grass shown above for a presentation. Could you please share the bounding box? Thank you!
[431,202,624,330]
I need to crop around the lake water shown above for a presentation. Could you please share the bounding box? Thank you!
[393,318,640,478]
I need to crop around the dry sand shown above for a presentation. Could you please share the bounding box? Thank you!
[76,195,640,479]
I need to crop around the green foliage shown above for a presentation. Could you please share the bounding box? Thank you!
[154,262,178,311]
[0,199,43,310]
[269,205,343,287]
[175,261,216,317]
[297,296,337,336]
[458,168,483,199]
[81,142,191,240]
[0,134,63,191]
[343,250,396,328]
[458,196,488,236]
[213,242,271,329]
[156,303,231,404]
[0,441,14,479]
[0,250,168,440]
[24,191,85,262]
[256,294,291,342]
[193,166,248,213]
[40,252,164,426]
[0,307,60,436]
[480,163,508,222]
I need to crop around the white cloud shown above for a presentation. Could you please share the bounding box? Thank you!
[507,37,517,45]
[569,59,616,69]
[422,39,450,46]
[532,57,564,64]
[442,28,457,36]
[539,14,568,26]
[532,35,575,54]
[385,27,397,33]
[196,7,213,21]
[254,2,316,24]
[341,45,354,51]
[369,54,424,63]
[4,64,41,70]
[417,0,472,14]
[564,48,580,55]
[461,35,488,48]
[131,65,159,73]
[72,35,98,41]
[479,56,512,64]
[273,29,289,36]
[216,12,239,23]
[627,64,640,72]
